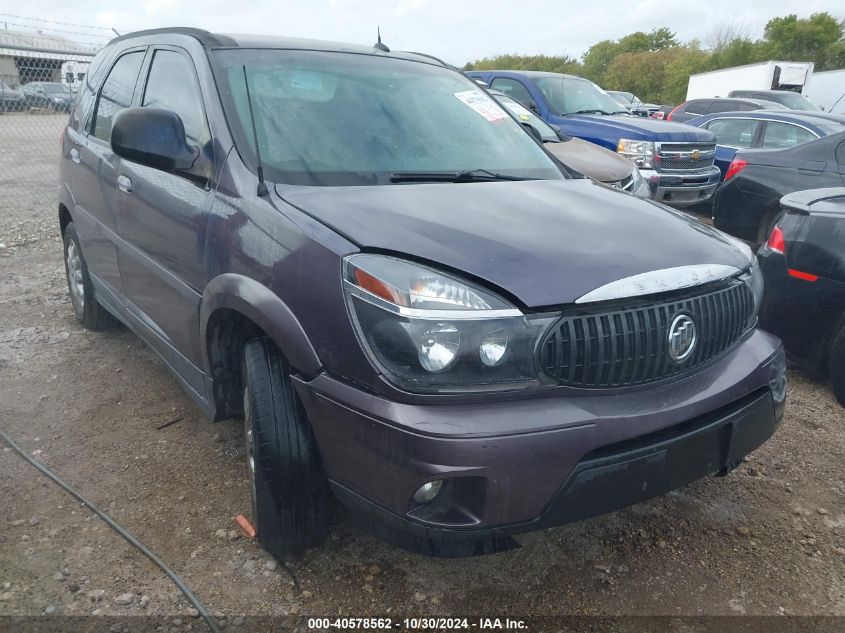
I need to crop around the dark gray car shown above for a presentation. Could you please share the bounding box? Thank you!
[59,27,786,557]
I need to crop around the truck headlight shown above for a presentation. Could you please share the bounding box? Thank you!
[617,139,654,169]
[343,254,557,393]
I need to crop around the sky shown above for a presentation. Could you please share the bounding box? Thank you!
[0,0,841,65]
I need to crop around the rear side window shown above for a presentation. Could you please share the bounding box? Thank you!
[705,118,759,148]
[761,122,817,149]
[92,51,144,142]
[490,78,534,108]
[142,49,209,145]
[683,100,708,115]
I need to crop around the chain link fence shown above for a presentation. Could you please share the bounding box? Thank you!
[1,32,98,248]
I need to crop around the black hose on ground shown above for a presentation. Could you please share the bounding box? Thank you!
[0,426,222,633]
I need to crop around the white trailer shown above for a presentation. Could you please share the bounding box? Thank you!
[806,69,845,114]
[686,61,814,100]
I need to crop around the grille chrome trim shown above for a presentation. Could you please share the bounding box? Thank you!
[655,141,717,172]
[575,264,741,304]
[540,281,755,389]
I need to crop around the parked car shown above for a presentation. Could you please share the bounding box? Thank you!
[728,89,819,112]
[758,188,845,406]
[607,90,660,117]
[489,90,649,197]
[712,131,845,242]
[21,81,73,112]
[0,80,23,113]
[465,70,722,208]
[60,28,786,558]
[685,111,845,180]
[666,98,786,123]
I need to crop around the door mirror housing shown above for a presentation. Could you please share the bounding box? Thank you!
[111,107,198,172]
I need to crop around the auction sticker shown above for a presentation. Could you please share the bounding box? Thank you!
[454,91,508,122]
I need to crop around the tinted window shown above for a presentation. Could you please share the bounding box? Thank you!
[683,100,709,115]
[92,51,144,142]
[142,50,209,145]
[705,118,759,148]
[490,78,534,107]
[762,122,817,149]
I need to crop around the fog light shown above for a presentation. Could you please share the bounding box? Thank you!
[769,347,787,421]
[479,330,508,366]
[413,480,443,504]
[418,322,460,372]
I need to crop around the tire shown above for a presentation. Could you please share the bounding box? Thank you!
[829,323,845,408]
[242,338,330,556]
[62,222,118,330]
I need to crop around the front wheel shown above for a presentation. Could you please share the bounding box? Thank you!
[241,338,330,556]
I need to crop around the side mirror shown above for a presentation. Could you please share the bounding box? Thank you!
[520,122,543,142]
[111,107,198,172]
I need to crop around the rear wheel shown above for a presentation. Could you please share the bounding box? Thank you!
[241,338,330,556]
[829,323,845,407]
[62,222,117,330]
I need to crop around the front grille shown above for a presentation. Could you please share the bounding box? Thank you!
[539,281,755,388]
[656,141,716,171]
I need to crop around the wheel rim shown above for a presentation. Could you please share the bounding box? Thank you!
[243,385,258,516]
[66,240,85,312]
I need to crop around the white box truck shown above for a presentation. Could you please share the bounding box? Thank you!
[686,61,814,100]
[806,69,845,114]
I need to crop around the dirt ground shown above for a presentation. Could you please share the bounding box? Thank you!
[0,115,843,630]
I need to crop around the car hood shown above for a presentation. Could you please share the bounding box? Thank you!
[551,113,716,143]
[276,178,750,308]
[544,137,633,182]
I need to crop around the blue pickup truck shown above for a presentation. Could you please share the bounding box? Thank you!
[466,70,721,208]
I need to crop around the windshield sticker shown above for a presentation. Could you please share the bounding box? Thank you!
[290,70,324,91]
[454,91,508,122]
[502,101,533,121]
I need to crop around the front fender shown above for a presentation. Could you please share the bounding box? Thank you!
[200,273,322,377]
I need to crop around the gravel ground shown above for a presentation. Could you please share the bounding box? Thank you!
[0,115,843,630]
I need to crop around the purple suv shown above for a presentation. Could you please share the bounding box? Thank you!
[59,28,787,557]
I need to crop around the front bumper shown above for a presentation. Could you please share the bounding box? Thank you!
[294,329,784,555]
[642,166,721,208]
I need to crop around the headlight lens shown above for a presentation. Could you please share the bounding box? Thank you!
[617,139,654,169]
[742,258,765,327]
[343,254,556,393]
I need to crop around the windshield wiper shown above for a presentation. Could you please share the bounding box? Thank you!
[389,169,532,183]
[566,109,615,116]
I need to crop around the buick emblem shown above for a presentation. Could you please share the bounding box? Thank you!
[668,313,697,362]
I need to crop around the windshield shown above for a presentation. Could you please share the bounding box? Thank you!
[491,93,559,142]
[771,92,819,111]
[43,84,70,94]
[212,50,563,186]
[535,77,627,116]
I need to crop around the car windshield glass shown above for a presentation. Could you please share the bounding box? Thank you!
[609,91,634,105]
[44,84,70,94]
[492,93,559,141]
[535,77,627,115]
[772,92,819,111]
[212,50,563,186]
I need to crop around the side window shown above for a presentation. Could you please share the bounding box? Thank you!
[704,100,730,114]
[734,102,757,111]
[761,122,817,149]
[836,140,845,167]
[685,100,707,115]
[142,50,209,144]
[705,118,759,148]
[92,51,144,142]
[489,78,534,108]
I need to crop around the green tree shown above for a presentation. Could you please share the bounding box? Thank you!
[603,46,708,104]
[763,13,843,68]
[580,40,620,82]
[463,54,581,75]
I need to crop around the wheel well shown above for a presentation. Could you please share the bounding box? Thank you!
[206,308,264,419]
[59,204,72,236]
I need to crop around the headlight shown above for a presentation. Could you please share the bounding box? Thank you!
[617,139,654,169]
[741,258,764,327]
[343,254,557,393]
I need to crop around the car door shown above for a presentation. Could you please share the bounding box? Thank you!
[66,48,146,301]
[115,46,214,390]
[703,117,761,178]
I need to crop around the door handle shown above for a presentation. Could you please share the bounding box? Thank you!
[69,148,80,164]
[117,175,134,194]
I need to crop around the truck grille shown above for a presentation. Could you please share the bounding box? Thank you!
[539,281,754,388]
[656,142,716,172]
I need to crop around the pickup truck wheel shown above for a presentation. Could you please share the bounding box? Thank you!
[241,338,330,556]
[62,222,118,330]
[829,323,845,407]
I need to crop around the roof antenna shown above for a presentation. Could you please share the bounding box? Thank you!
[374,27,389,52]
[242,66,269,197]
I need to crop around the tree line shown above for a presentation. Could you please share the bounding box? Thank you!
[463,13,845,105]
